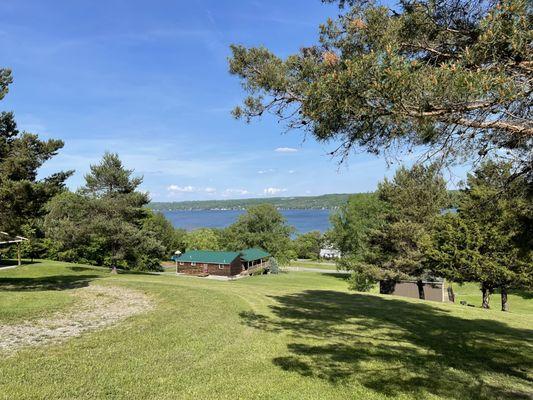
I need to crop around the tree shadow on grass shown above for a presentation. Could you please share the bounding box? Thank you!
[319,272,351,282]
[510,289,533,300]
[68,266,99,272]
[67,265,158,276]
[0,274,100,291]
[0,259,41,267]
[240,290,533,400]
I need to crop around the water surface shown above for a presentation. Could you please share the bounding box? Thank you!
[162,209,331,233]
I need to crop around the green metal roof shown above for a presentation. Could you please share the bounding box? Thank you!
[177,250,240,265]
[240,248,271,262]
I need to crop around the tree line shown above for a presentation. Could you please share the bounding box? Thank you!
[149,193,354,211]
[329,163,532,312]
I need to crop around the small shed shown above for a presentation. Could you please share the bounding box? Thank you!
[379,279,454,303]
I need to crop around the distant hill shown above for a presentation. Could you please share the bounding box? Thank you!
[149,193,372,211]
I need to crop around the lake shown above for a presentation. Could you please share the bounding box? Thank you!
[162,209,332,233]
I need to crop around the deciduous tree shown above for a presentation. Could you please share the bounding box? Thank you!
[223,204,294,264]
[292,230,322,259]
[328,193,385,256]
[184,228,221,251]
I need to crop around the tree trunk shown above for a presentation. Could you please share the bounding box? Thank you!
[501,286,509,312]
[416,279,425,300]
[481,284,491,309]
[17,242,21,266]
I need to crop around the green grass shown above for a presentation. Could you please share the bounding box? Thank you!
[0,261,102,323]
[289,260,340,270]
[0,261,532,399]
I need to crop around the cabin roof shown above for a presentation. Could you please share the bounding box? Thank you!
[176,248,271,265]
[177,250,241,265]
[240,248,270,262]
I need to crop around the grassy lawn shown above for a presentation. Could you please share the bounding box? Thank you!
[289,260,340,270]
[0,261,532,399]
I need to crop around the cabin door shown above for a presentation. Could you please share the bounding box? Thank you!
[203,264,208,274]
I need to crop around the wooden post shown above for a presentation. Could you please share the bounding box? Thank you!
[17,242,21,266]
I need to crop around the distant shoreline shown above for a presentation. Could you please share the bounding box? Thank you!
[148,193,373,212]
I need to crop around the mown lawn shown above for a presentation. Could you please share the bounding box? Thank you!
[0,261,531,399]
[289,260,340,270]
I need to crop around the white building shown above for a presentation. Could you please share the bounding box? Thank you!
[319,247,342,259]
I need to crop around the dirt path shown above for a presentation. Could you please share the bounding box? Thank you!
[0,285,153,354]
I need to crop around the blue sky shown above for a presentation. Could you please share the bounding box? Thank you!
[1,0,465,201]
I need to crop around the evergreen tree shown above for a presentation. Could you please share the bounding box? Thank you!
[82,152,143,197]
[354,164,449,297]
[269,257,280,274]
[426,161,532,310]
[0,68,72,235]
[229,0,532,180]
[45,153,166,271]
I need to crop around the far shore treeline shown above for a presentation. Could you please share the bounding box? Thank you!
[149,191,460,212]
[149,194,354,211]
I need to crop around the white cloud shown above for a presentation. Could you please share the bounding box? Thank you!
[167,185,216,194]
[288,170,296,174]
[167,185,195,193]
[224,188,250,195]
[258,168,275,174]
[263,187,287,195]
[274,147,298,153]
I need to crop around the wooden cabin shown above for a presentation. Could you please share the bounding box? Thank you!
[176,248,271,277]
[240,248,270,273]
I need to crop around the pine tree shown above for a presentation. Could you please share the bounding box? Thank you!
[0,69,72,235]
[45,153,166,272]
[229,0,532,180]
[426,161,532,310]
[354,164,448,297]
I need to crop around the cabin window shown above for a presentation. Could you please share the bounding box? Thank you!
[179,262,184,266]
[218,264,224,269]
[191,262,196,266]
